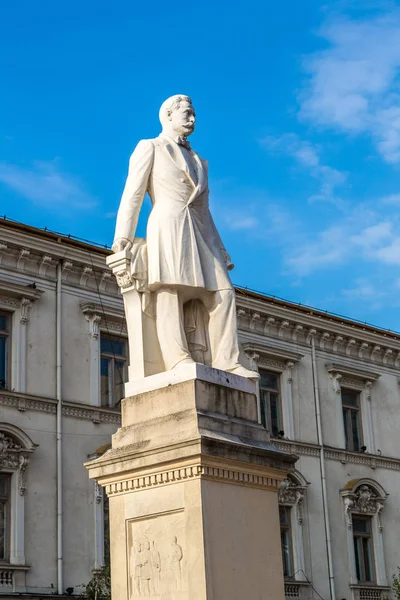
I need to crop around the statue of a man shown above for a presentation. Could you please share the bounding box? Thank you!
[112,94,258,379]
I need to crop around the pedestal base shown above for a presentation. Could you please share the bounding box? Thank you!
[86,366,297,600]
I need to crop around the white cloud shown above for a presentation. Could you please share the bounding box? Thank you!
[380,193,400,205]
[223,212,260,231]
[264,133,347,205]
[0,160,97,210]
[284,204,398,276]
[350,221,392,248]
[299,10,400,164]
[342,278,386,299]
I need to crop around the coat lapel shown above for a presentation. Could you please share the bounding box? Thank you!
[159,136,208,203]
[161,139,196,188]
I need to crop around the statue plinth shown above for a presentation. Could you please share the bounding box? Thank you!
[85,365,297,600]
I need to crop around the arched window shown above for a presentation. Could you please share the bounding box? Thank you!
[278,471,310,598]
[341,479,389,599]
[0,423,37,592]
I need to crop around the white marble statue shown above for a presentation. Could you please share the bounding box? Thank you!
[111,94,258,380]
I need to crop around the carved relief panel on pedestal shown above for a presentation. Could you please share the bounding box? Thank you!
[127,510,187,599]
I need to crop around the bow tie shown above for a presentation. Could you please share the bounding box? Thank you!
[177,137,191,150]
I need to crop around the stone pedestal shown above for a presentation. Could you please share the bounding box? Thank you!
[85,364,297,600]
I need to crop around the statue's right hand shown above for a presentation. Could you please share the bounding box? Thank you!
[112,238,132,253]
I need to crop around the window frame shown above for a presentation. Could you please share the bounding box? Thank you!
[279,504,294,578]
[258,369,283,437]
[278,473,309,584]
[352,515,376,584]
[0,473,11,563]
[0,311,11,392]
[100,334,128,408]
[341,388,363,452]
[342,480,389,590]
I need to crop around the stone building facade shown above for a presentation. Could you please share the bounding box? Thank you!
[0,217,399,600]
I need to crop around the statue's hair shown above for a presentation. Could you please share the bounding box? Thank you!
[159,94,192,126]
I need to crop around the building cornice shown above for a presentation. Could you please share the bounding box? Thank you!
[0,392,121,424]
[272,439,400,471]
[237,296,400,371]
[0,279,43,301]
[242,341,303,366]
[325,363,380,382]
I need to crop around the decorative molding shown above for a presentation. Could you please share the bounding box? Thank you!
[236,296,400,371]
[278,476,306,524]
[39,255,53,277]
[0,244,8,266]
[0,394,57,413]
[0,295,20,309]
[274,439,400,471]
[0,280,43,302]
[383,348,392,365]
[85,313,102,340]
[62,260,73,281]
[20,298,32,324]
[342,480,388,531]
[346,339,357,355]
[350,585,390,600]
[0,393,121,423]
[279,320,290,338]
[264,316,276,334]
[80,301,125,323]
[329,372,343,394]
[105,463,282,496]
[284,581,311,599]
[320,332,330,349]
[242,342,303,369]
[62,404,121,424]
[326,363,380,382]
[0,428,37,495]
[292,324,303,342]
[249,312,261,331]
[306,328,316,344]
[17,249,30,271]
[99,271,112,292]
[80,266,93,287]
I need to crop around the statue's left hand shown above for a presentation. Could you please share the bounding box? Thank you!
[112,238,133,253]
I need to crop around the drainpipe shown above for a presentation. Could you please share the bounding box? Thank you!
[310,334,336,600]
[56,262,63,594]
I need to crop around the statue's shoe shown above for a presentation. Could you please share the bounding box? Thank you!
[226,365,260,381]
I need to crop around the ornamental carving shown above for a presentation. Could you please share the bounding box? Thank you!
[353,485,381,514]
[343,483,386,531]
[0,433,30,495]
[116,270,134,289]
[278,477,306,524]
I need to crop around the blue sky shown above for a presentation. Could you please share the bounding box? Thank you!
[1,0,400,329]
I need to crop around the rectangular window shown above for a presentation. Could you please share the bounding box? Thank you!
[0,474,10,561]
[342,389,362,451]
[353,516,375,583]
[0,313,10,391]
[279,505,293,578]
[100,335,127,408]
[259,370,282,437]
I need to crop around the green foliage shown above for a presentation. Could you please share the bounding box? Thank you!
[80,564,111,600]
[392,570,400,600]
[384,569,400,600]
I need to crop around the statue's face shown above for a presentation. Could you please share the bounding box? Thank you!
[169,101,196,137]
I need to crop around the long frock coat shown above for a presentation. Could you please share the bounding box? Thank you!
[113,135,233,293]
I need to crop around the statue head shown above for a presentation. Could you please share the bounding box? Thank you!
[159,94,195,139]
